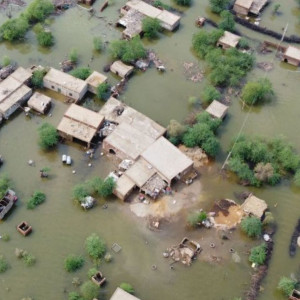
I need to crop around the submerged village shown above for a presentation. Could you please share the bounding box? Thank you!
[1,0,300,299]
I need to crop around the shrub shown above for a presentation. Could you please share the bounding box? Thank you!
[0,255,9,273]
[187,211,207,227]
[64,255,85,272]
[69,48,78,64]
[2,234,10,242]
[219,11,235,32]
[69,292,82,300]
[2,55,10,67]
[27,191,46,209]
[37,30,54,47]
[70,68,92,80]
[209,0,230,13]
[24,0,54,23]
[173,0,191,6]
[109,36,146,63]
[277,276,297,296]
[120,283,135,294]
[93,37,103,52]
[202,85,221,105]
[241,216,262,238]
[97,177,116,197]
[96,82,110,100]
[241,78,274,105]
[142,17,161,39]
[87,267,98,278]
[80,281,99,300]
[273,3,281,14]
[249,243,267,265]
[153,0,171,10]
[31,69,46,88]
[238,37,249,49]
[0,175,10,198]
[262,211,275,227]
[72,183,91,202]
[0,17,29,41]
[38,122,59,150]
[23,253,36,266]
[167,119,186,143]
[85,233,106,259]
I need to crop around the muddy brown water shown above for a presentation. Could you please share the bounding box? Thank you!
[1,0,300,299]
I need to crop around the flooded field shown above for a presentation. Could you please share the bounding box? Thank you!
[1,0,300,299]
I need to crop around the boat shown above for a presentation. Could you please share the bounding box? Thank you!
[91,271,106,286]
[0,189,18,220]
[17,221,32,236]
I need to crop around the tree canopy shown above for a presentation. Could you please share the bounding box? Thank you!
[219,11,235,31]
[38,123,59,150]
[142,17,161,39]
[209,0,230,14]
[0,17,29,41]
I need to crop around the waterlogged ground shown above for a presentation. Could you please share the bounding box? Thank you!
[0,0,300,299]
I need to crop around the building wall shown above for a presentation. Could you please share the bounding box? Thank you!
[160,19,180,31]
[43,79,87,101]
[57,131,73,142]
[283,56,300,66]
[233,4,249,15]
[102,140,132,161]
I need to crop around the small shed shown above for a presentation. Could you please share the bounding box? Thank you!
[206,100,229,120]
[110,287,141,300]
[113,175,136,201]
[283,46,300,67]
[233,0,253,15]
[85,71,108,94]
[241,194,268,219]
[217,31,241,49]
[28,92,52,114]
[110,61,134,78]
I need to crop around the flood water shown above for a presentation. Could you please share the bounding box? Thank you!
[0,0,300,299]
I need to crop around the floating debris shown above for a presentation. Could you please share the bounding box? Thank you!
[183,62,204,83]
[257,62,274,72]
[111,243,122,253]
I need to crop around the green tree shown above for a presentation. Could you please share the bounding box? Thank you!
[93,37,103,52]
[85,233,106,259]
[24,0,54,23]
[241,78,274,105]
[97,177,116,197]
[153,0,171,10]
[120,283,135,294]
[80,281,99,300]
[241,216,262,238]
[70,68,92,80]
[96,82,110,100]
[72,183,92,202]
[202,85,221,105]
[238,37,249,49]
[219,11,235,31]
[68,292,82,300]
[0,17,29,41]
[37,30,54,47]
[38,122,59,150]
[64,255,85,272]
[187,211,207,227]
[31,69,46,88]
[277,277,297,296]
[69,48,78,64]
[249,243,267,265]
[209,0,230,14]
[27,191,46,209]
[142,17,161,39]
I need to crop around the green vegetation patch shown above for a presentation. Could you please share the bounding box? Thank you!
[142,17,161,39]
[0,175,10,198]
[31,69,46,88]
[187,211,207,227]
[241,216,262,238]
[70,68,92,80]
[85,233,106,259]
[96,82,110,100]
[64,254,85,272]
[80,281,99,300]
[0,255,9,273]
[209,0,230,14]
[249,243,267,265]
[277,276,297,296]
[120,283,135,294]
[38,122,59,150]
[27,191,46,209]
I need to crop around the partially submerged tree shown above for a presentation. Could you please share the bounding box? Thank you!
[167,119,186,145]
[0,17,29,41]
[24,0,54,23]
[80,281,99,300]
[97,177,116,197]
[241,216,262,238]
[249,243,267,265]
[142,17,161,39]
[0,255,9,273]
[120,283,135,294]
[219,11,235,32]
[64,254,85,272]
[27,191,46,209]
[93,36,103,52]
[96,82,110,100]
[85,233,106,259]
[209,0,230,14]
[31,69,46,88]
[0,175,10,198]
[69,48,78,64]
[277,277,297,296]
[37,30,54,47]
[187,211,207,227]
[38,122,59,150]
[202,84,221,105]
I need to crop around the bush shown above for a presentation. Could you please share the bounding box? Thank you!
[80,281,99,300]
[37,30,54,47]
[23,253,36,266]
[202,85,221,105]
[69,48,78,64]
[72,183,91,202]
[262,211,275,227]
[27,191,46,209]
[109,36,146,63]
[277,276,297,296]
[2,55,10,67]
[69,292,82,300]
[187,211,207,227]
[97,177,116,197]
[219,11,235,31]
[173,0,191,6]
[70,68,92,80]
[241,78,274,105]
[38,122,59,150]
[167,119,186,143]
[87,267,98,278]
[2,234,10,242]
[85,233,106,259]
[142,17,161,39]
[249,243,267,265]
[96,82,110,100]
[241,216,262,238]
[0,255,9,273]
[64,255,85,272]
[238,37,249,49]
[93,37,103,52]
[153,0,171,10]
[209,0,230,13]
[0,175,10,198]
[31,70,46,88]
[24,0,54,23]
[0,17,29,41]
[120,283,135,294]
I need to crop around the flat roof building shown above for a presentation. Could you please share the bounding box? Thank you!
[242,194,268,219]
[117,9,144,39]
[28,92,52,114]
[43,68,88,102]
[57,104,104,147]
[110,287,141,300]
[206,100,229,120]
[85,71,108,94]
[10,67,32,84]
[141,136,194,185]
[233,0,268,15]
[217,31,241,49]
[283,46,300,66]
[113,174,136,201]
[110,61,134,78]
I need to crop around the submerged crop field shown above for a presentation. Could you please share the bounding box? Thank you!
[0,0,300,300]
